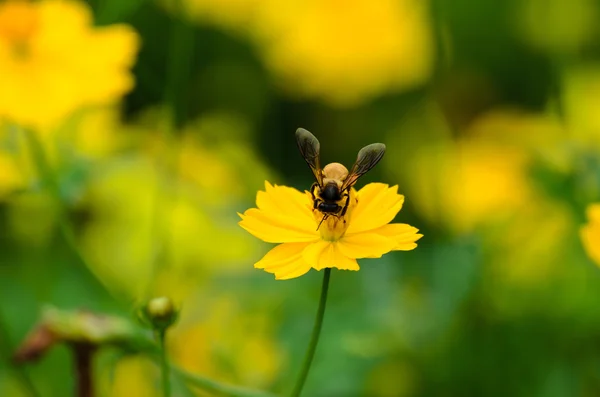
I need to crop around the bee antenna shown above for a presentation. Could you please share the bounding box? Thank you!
[316,214,328,231]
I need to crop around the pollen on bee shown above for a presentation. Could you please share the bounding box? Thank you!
[323,162,348,181]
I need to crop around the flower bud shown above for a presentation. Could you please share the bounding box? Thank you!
[140,297,179,332]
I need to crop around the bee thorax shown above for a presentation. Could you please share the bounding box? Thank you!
[320,183,341,201]
[323,162,348,181]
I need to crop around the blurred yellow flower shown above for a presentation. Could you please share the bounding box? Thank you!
[0,152,25,197]
[65,107,130,158]
[389,106,564,234]
[102,356,159,397]
[101,297,282,395]
[254,0,433,106]
[0,123,36,200]
[79,112,273,299]
[239,182,422,280]
[81,159,259,299]
[183,0,433,106]
[487,201,574,290]
[0,0,139,129]
[171,297,282,389]
[176,116,275,203]
[581,203,600,266]
[410,139,531,234]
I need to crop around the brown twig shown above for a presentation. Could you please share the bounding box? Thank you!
[72,343,95,397]
[13,325,56,364]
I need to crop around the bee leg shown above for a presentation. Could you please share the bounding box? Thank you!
[316,214,328,231]
[340,193,351,218]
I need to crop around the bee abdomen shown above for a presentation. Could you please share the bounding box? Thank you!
[318,202,340,213]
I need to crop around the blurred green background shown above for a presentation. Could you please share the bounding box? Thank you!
[2,0,600,396]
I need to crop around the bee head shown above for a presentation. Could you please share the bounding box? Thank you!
[322,162,348,183]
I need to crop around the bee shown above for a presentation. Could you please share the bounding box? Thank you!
[295,128,386,229]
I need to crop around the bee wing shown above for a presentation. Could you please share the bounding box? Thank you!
[341,143,386,191]
[295,128,323,185]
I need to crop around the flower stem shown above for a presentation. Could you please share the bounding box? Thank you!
[164,0,194,130]
[72,344,94,397]
[20,126,122,303]
[158,330,171,397]
[290,268,331,397]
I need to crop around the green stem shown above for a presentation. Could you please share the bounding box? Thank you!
[22,127,79,243]
[22,127,117,296]
[290,268,331,397]
[22,128,61,200]
[143,0,194,298]
[158,330,171,397]
[164,0,194,131]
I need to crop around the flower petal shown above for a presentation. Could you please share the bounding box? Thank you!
[346,183,404,234]
[319,243,360,271]
[275,262,312,280]
[255,242,310,268]
[302,241,329,269]
[371,223,423,251]
[258,182,315,225]
[337,232,397,259]
[238,182,319,243]
[302,241,359,271]
[238,208,318,243]
[255,242,312,280]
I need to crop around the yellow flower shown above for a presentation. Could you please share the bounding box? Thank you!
[581,203,600,266]
[171,297,283,389]
[239,182,422,280]
[387,105,565,234]
[254,0,433,106]
[101,356,159,397]
[181,0,433,106]
[0,0,139,129]
[78,113,273,299]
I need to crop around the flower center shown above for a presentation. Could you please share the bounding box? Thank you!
[318,215,350,241]
[0,1,38,60]
[315,189,357,241]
